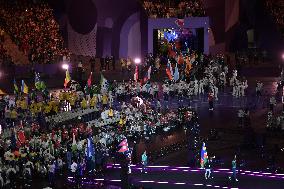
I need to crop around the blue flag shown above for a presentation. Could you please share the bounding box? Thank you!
[174,64,179,81]
[86,137,94,158]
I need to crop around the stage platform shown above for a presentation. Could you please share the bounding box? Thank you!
[67,164,284,189]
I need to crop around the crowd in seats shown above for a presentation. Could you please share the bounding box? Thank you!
[143,0,205,18]
[0,0,67,64]
[265,0,284,35]
[0,29,12,65]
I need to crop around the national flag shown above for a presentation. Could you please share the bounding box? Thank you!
[143,66,152,83]
[100,73,109,92]
[118,138,129,153]
[118,139,128,147]
[200,142,207,168]
[134,65,139,82]
[166,61,173,80]
[118,145,129,153]
[86,136,94,158]
[64,69,71,88]
[17,130,26,144]
[21,80,29,94]
[14,79,19,94]
[87,72,93,87]
[166,68,173,80]
[174,64,179,81]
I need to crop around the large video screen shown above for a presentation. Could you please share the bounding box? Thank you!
[153,28,204,56]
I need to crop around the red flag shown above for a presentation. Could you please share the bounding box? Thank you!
[87,72,93,87]
[118,139,129,153]
[134,65,139,82]
[118,139,128,147]
[118,145,129,153]
[166,68,173,80]
[17,130,26,144]
[178,54,184,64]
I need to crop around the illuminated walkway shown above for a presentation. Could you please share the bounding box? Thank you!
[67,164,284,189]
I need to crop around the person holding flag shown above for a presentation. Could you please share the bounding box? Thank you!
[117,138,132,174]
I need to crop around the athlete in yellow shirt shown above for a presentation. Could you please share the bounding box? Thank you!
[81,98,87,109]
[102,94,108,107]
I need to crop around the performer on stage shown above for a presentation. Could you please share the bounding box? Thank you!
[204,155,215,179]
[229,155,238,182]
[200,142,207,169]
[141,151,148,173]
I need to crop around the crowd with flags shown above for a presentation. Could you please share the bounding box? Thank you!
[0,46,256,188]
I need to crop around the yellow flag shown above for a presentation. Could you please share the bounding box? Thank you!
[64,69,71,88]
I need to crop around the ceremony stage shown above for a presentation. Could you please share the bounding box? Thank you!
[67,164,284,189]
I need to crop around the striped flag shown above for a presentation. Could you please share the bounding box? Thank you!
[118,138,129,153]
[14,79,19,94]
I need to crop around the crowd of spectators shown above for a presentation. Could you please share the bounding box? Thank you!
[0,0,67,64]
[0,29,6,62]
[0,28,12,66]
[143,0,205,18]
[265,0,284,35]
